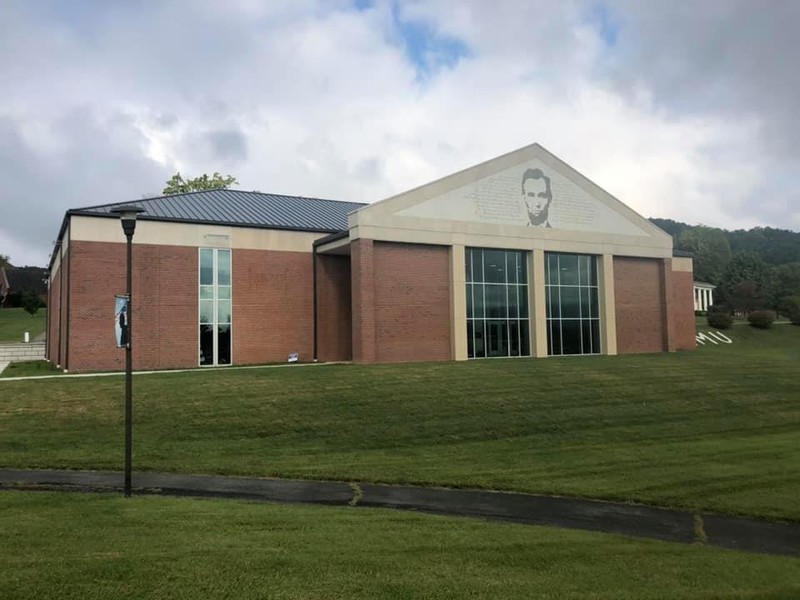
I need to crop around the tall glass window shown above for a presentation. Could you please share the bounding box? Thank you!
[466,248,530,358]
[545,253,600,356]
[199,248,232,366]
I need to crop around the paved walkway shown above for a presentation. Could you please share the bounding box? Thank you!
[1,468,797,557]
[0,360,347,382]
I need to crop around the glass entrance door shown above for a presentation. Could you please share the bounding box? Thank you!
[485,321,508,357]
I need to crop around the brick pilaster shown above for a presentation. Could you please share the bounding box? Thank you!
[351,238,376,363]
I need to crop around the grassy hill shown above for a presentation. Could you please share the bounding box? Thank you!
[1,323,798,521]
[3,492,799,599]
[0,307,46,343]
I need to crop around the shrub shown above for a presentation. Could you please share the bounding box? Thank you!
[747,310,776,329]
[21,290,45,317]
[707,312,733,329]
[694,310,707,317]
[778,296,800,325]
[708,303,729,314]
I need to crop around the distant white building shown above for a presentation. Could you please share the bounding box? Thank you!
[694,281,716,312]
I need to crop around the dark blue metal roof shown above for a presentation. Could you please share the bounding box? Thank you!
[70,189,366,233]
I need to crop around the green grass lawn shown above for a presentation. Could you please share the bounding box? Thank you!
[0,307,46,343]
[0,360,61,378]
[1,324,799,520]
[2,491,798,600]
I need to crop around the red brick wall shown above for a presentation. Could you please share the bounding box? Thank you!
[63,243,318,371]
[368,241,451,363]
[661,258,677,352]
[233,249,313,364]
[351,239,375,363]
[316,254,351,362]
[614,257,667,354]
[672,270,697,351]
[68,241,197,372]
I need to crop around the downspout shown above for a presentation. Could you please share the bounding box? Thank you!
[312,245,318,362]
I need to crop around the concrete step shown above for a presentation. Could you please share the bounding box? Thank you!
[0,343,46,362]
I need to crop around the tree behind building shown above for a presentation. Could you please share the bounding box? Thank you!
[163,172,238,195]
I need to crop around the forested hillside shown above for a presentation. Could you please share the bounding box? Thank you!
[650,218,800,314]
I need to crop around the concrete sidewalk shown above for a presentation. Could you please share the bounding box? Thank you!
[1,468,797,557]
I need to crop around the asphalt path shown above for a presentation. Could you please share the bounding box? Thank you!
[1,468,797,557]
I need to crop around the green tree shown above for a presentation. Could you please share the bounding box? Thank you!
[652,219,800,268]
[650,218,691,243]
[770,262,800,306]
[778,295,800,323]
[728,226,800,265]
[22,290,44,317]
[729,280,764,314]
[162,172,238,195]
[677,226,732,285]
[0,254,9,269]
[720,251,772,307]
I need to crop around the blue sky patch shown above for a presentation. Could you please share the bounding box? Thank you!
[587,3,620,47]
[390,2,470,80]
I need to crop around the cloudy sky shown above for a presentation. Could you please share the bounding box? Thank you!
[2,0,799,267]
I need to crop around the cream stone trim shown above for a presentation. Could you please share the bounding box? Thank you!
[599,254,618,356]
[49,223,69,283]
[201,233,231,248]
[348,149,534,221]
[531,249,548,357]
[349,223,670,259]
[672,256,693,272]
[232,227,321,253]
[348,143,673,249]
[350,144,667,237]
[69,215,325,253]
[50,250,62,281]
[61,222,70,254]
[450,245,468,361]
[316,235,351,254]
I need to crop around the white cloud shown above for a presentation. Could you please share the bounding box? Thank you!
[1,0,798,267]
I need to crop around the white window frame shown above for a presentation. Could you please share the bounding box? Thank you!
[198,248,233,367]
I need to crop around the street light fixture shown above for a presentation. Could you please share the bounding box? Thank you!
[110,204,145,497]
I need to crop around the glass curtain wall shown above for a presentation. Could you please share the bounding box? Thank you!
[199,248,232,366]
[466,248,530,358]
[545,253,600,356]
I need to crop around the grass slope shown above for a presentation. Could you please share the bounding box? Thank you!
[1,324,799,520]
[0,307,46,343]
[0,360,60,378]
[2,491,799,600]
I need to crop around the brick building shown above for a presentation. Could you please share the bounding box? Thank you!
[46,143,695,372]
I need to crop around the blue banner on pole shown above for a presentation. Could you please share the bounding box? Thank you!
[115,295,129,348]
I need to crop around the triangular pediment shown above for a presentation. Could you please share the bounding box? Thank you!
[353,143,669,244]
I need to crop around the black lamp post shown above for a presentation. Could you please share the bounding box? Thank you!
[110,205,145,497]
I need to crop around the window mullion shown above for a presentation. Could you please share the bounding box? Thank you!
[214,249,220,366]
